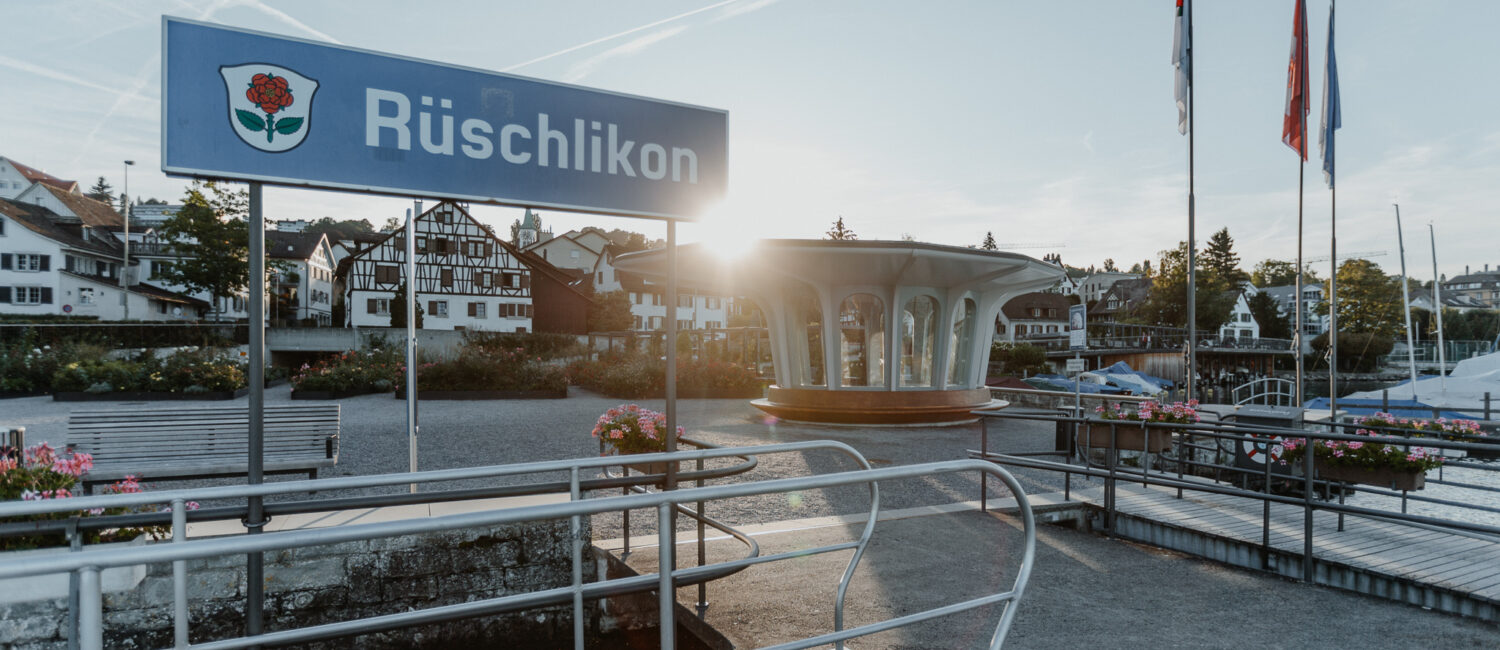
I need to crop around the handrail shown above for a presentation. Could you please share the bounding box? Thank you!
[2,453,1035,650]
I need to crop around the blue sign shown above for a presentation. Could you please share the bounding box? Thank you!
[162,17,727,220]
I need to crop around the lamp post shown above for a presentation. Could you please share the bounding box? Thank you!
[121,160,135,320]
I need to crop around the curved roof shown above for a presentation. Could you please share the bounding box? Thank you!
[613,239,1065,295]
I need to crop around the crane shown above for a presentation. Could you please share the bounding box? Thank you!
[995,242,1065,250]
[1275,250,1387,267]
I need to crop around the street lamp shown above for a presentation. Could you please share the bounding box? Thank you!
[121,160,135,321]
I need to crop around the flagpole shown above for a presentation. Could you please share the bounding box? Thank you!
[1295,154,1304,405]
[1186,0,1197,402]
[1430,223,1448,392]
[1325,0,1340,419]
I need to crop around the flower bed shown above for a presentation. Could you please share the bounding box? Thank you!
[290,348,402,398]
[0,443,185,550]
[50,348,247,400]
[565,353,764,399]
[396,347,567,398]
[0,335,112,395]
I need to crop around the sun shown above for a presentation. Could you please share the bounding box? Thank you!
[691,206,760,260]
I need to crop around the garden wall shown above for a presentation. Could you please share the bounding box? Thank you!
[0,519,616,648]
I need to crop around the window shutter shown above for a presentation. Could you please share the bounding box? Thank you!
[473,270,482,286]
[484,242,493,257]
[468,302,477,317]
[40,288,52,304]
[0,287,9,303]
[0,254,10,270]
[39,255,49,271]
[521,274,531,290]
[428,300,437,314]
[367,298,377,314]
[441,268,453,287]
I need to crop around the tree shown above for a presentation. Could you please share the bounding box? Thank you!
[1251,259,1300,287]
[142,197,168,206]
[1128,262,1143,274]
[1131,241,1237,331]
[389,280,424,328]
[86,177,114,202]
[1319,259,1401,336]
[1103,258,1118,272]
[381,216,401,232]
[1201,228,1249,286]
[303,217,374,241]
[509,218,521,244]
[980,232,998,250]
[587,290,633,332]
[1247,292,1292,339]
[155,181,270,321]
[825,216,857,241]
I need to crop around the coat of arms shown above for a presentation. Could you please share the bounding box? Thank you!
[220,63,318,153]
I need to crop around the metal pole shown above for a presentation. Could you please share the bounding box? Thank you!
[1185,3,1197,402]
[665,226,678,484]
[121,160,134,321]
[1328,182,1338,417]
[1295,158,1305,404]
[172,498,188,648]
[79,566,102,650]
[658,502,676,650]
[1394,204,1418,398]
[246,182,266,641]
[407,201,420,492]
[1429,223,1448,390]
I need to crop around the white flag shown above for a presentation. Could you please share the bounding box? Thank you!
[1173,0,1191,134]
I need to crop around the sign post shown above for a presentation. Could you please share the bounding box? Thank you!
[163,16,727,641]
[1069,304,1088,444]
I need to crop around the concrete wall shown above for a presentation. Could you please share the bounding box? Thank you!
[0,520,604,649]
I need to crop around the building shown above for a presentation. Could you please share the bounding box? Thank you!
[267,231,336,326]
[1218,291,1261,341]
[1039,254,1080,296]
[0,156,76,200]
[515,208,552,248]
[1088,277,1151,323]
[0,199,205,320]
[1409,292,1490,314]
[524,226,609,276]
[341,201,587,333]
[995,291,1075,342]
[272,218,312,233]
[130,204,183,229]
[1260,283,1328,348]
[1077,271,1142,305]
[589,244,732,330]
[1443,266,1500,309]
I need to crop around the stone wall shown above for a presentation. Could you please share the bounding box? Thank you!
[0,519,601,649]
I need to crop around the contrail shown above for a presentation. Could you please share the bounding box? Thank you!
[501,0,741,72]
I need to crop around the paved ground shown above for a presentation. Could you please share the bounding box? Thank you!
[8,389,1497,647]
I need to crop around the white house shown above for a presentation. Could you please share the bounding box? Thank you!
[267,231,336,326]
[525,226,609,275]
[1078,271,1142,304]
[1218,290,1261,341]
[343,202,534,331]
[0,199,205,320]
[590,244,731,330]
[0,156,76,200]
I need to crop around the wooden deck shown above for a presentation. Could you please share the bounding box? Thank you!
[1065,480,1500,621]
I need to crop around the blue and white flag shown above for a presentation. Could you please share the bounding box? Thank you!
[1174,0,1191,134]
[1320,2,1341,188]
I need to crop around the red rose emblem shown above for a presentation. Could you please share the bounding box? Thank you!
[246,73,294,114]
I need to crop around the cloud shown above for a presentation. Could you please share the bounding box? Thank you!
[0,54,153,103]
[561,26,691,83]
[504,0,740,73]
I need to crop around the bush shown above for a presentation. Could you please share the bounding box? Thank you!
[565,352,763,399]
[1310,331,1394,373]
[0,330,110,393]
[462,331,585,360]
[403,347,567,393]
[989,343,1051,377]
[292,347,404,393]
[50,347,247,394]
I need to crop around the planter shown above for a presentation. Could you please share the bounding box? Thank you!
[0,536,148,604]
[392,387,568,400]
[1077,423,1174,453]
[1315,459,1426,491]
[54,388,249,402]
[0,390,50,400]
[291,388,385,400]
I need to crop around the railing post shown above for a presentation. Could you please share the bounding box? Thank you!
[1302,429,1315,583]
[980,418,989,512]
[78,566,103,650]
[570,468,584,650]
[1486,392,1492,421]
[67,520,81,650]
[696,456,708,617]
[1262,441,1272,571]
[172,498,189,648]
[658,502,676,649]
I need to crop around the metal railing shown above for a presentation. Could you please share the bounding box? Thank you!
[0,442,1037,650]
[1231,378,1296,406]
[971,409,1500,584]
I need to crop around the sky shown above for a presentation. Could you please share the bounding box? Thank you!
[4,0,1499,282]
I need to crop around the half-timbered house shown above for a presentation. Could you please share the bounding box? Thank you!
[343,202,556,331]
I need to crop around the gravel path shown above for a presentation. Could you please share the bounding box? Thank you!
[2,387,1068,539]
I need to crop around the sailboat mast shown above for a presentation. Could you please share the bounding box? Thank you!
[1395,204,1418,398]
[1429,223,1448,393]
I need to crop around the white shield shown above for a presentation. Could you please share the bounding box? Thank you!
[220,63,318,153]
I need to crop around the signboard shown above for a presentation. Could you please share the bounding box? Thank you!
[1068,304,1087,350]
[162,17,727,220]
[1065,358,1085,374]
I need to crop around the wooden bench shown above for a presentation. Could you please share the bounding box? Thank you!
[67,405,340,493]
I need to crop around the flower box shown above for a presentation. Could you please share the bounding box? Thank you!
[391,388,568,400]
[1315,459,1426,491]
[625,460,681,477]
[0,536,148,604]
[1079,423,1174,453]
[291,388,386,400]
[54,388,249,402]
